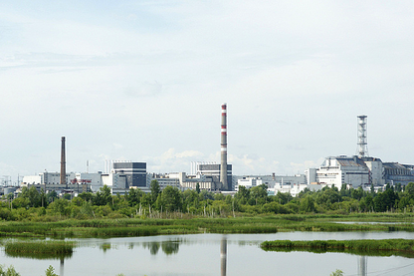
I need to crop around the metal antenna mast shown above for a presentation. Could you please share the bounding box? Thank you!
[357,115,368,158]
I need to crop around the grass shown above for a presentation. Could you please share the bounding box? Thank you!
[0,214,412,238]
[261,239,414,257]
[5,241,75,254]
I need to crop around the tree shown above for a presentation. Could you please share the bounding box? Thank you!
[160,186,182,212]
[94,185,112,206]
[250,184,268,205]
[300,196,315,213]
[47,190,59,203]
[196,183,200,194]
[27,186,40,207]
[127,188,141,207]
[235,186,250,205]
[395,183,402,193]
[78,192,93,202]
[150,180,160,203]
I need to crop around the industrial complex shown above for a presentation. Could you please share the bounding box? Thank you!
[2,106,414,198]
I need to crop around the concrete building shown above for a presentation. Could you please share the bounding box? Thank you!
[22,172,95,193]
[22,172,77,186]
[233,174,307,189]
[307,155,414,190]
[148,173,181,190]
[383,163,414,186]
[235,177,262,191]
[314,156,370,189]
[181,173,217,191]
[191,162,232,191]
[363,157,385,186]
[112,161,147,188]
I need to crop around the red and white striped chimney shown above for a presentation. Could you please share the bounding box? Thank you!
[220,103,228,190]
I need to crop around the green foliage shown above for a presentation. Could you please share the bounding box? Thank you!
[44,266,58,276]
[160,186,182,212]
[150,180,160,203]
[0,264,20,276]
[94,185,112,206]
[300,196,315,213]
[5,241,74,254]
[262,238,414,259]
[330,269,344,276]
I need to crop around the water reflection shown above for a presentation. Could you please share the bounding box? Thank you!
[221,236,227,276]
[358,256,367,276]
[5,251,72,260]
[4,233,414,276]
[60,257,64,276]
[99,243,111,252]
[142,240,180,255]
[148,242,160,255]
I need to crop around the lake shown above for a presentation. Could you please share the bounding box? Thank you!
[2,231,414,276]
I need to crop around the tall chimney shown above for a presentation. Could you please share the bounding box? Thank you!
[357,115,368,158]
[220,103,228,190]
[60,136,66,186]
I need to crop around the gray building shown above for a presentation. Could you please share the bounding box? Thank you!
[383,162,414,186]
[113,162,146,188]
[195,163,232,191]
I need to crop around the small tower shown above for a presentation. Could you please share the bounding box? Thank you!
[357,115,368,158]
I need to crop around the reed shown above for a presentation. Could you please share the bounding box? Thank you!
[5,241,75,254]
[261,239,414,255]
[0,214,412,238]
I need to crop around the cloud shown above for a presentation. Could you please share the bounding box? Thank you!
[124,81,162,97]
[289,158,325,174]
[112,143,124,150]
[146,148,204,173]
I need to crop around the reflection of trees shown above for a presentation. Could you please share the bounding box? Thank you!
[161,241,179,255]
[149,242,160,255]
[100,243,111,252]
[142,240,180,255]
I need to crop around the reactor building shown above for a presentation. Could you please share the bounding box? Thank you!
[307,115,414,189]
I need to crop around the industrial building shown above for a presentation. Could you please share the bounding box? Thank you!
[191,162,233,191]
[306,116,414,189]
[147,173,181,190]
[112,161,147,187]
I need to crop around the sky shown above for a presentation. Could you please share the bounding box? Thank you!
[1,1,414,182]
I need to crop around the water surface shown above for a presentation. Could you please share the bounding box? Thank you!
[2,231,414,276]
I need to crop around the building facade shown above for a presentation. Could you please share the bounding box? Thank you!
[112,162,146,188]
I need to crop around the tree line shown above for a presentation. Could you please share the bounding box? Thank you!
[1,181,414,221]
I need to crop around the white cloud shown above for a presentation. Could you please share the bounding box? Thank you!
[1,0,414,178]
[146,148,204,173]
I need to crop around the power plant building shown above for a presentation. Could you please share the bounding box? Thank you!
[112,161,147,187]
[308,156,414,189]
[315,156,370,189]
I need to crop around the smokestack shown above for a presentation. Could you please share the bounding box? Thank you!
[357,115,368,158]
[60,136,66,186]
[220,103,228,190]
[220,236,227,276]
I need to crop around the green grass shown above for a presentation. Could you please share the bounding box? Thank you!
[5,241,75,254]
[0,214,412,238]
[261,239,414,257]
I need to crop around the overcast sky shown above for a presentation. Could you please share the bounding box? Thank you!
[1,1,414,181]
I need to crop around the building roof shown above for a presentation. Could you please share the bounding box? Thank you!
[335,156,368,169]
[383,162,407,170]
